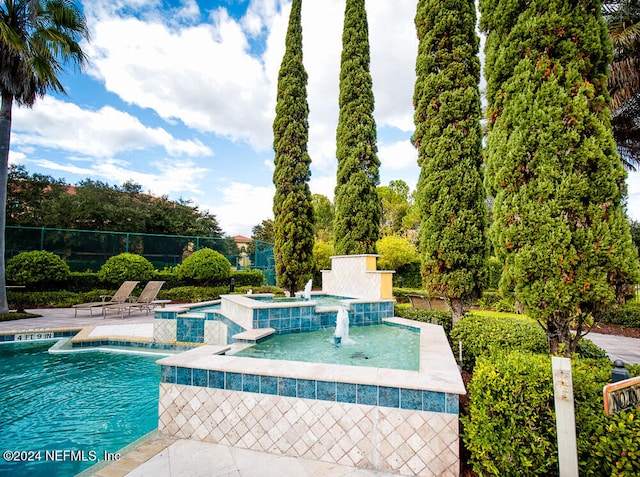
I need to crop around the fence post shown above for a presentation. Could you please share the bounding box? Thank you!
[125,233,130,253]
[40,227,45,250]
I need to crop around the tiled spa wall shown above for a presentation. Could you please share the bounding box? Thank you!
[156,318,465,476]
[153,299,395,345]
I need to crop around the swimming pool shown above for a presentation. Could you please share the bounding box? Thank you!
[0,341,160,476]
[235,324,420,370]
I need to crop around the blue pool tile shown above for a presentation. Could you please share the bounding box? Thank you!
[161,365,176,383]
[192,369,207,387]
[177,367,192,385]
[445,393,459,414]
[379,386,400,408]
[291,307,301,318]
[297,379,316,399]
[243,374,260,393]
[290,318,301,331]
[278,377,297,397]
[357,384,378,406]
[400,388,423,410]
[423,391,445,413]
[226,372,243,391]
[317,381,336,401]
[260,375,278,395]
[208,370,224,389]
[337,383,357,403]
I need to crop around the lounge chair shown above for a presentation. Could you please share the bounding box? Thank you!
[407,294,451,312]
[73,281,139,316]
[102,281,166,318]
[408,294,431,310]
[428,296,450,311]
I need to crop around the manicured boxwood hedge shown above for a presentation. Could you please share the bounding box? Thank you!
[463,352,640,476]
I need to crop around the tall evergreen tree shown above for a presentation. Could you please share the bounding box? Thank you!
[333,0,381,255]
[481,0,639,355]
[272,0,314,295]
[413,0,486,323]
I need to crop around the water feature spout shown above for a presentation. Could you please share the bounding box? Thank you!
[303,279,312,300]
[334,306,354,346]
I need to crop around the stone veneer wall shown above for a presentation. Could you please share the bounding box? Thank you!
[154,312,237,345]
[158,384,459,476]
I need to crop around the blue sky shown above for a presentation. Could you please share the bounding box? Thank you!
[9,0,640,236]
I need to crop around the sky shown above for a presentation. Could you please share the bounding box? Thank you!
[10,0,640,237]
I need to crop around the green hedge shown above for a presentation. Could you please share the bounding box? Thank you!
[601,303,640,328]
[463,352,640,476]
[451,314,548,371]
[230,270,265,287]
[452,313,607,371]
[160,285,282,303]
[6,251,70,290]
[98,253,155,284]
[394,305,453,337]
[177,248,231,285]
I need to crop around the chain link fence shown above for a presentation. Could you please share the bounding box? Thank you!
[6,226,276,285]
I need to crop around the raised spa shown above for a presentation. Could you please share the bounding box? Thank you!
[154,255,465,476]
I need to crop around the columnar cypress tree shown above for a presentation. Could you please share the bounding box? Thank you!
[413,0,486,323]
[334,0,381,255]
[480,0,639,355]
[272,0,314,295]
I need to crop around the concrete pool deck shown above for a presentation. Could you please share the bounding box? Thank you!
[1,307,639,476]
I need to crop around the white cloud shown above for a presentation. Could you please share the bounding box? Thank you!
[82,3,288,151]
[626,169,640,221]
[12,96,212,158]
[378,139,418,171]
[25,156,208,197]
[310,174,337,201]
[211,182,275,236]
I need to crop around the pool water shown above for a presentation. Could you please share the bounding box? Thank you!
[235,324,419,370]
[0,341,160,477]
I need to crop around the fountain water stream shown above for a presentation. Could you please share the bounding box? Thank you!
[334,306,354,345]
[303,279,312,300]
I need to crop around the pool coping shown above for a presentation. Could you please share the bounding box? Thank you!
[157,317,466,396]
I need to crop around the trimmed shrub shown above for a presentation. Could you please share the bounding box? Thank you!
[177,248,232,285]
[463,352,557,476]
[575,338,609,361]
[463,353,640,477]
[231,270,265,287]
[66,272,103,293]
[601,304,640,328]
[451,313,547,371]
[6,251,70,289]
[394,306,452,338]
[98,253,155,284]
[475,290,501,309]
[8,290,83,308]
[161,285,283,303]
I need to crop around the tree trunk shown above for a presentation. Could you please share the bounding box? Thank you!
[450,297,464,325]
[0,93,13,314]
